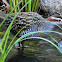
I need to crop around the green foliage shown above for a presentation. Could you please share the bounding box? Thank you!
[9,0,39,12]
[25,0,39,12]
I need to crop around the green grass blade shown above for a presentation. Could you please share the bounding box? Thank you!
[25,0,28,11]
[48,34,59,44]
[2,31,10,54]
[34,0,39,12]
[28,0,31,12]
[9,0,13,11]
[32,0,36,12]
[16,0,18,12]
[12,0,17,13]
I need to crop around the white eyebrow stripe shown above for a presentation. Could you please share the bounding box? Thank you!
[51,17,62,21]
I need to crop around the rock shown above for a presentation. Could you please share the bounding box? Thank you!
[58,41,62,51]
[38,0,62,17]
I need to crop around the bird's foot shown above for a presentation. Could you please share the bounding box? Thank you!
[15,43,30,48]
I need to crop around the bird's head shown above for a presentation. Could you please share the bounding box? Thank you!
[46,15,62,22]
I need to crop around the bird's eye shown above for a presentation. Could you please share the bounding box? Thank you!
[59,20,61,21]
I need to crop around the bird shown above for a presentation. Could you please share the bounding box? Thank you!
[0,11,62,48]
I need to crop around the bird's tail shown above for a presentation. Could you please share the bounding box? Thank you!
[0,10,7,19]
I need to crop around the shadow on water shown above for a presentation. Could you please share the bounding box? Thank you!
[5,41,62,62]
[7,49,41,62]
[6,45,51,62]
[8,55,40,62]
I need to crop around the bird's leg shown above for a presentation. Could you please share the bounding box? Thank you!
[18,42,21,47]
[21,41,24,48]
[18,41,24,48]
[18,42,24,53]
[18,41,29,48]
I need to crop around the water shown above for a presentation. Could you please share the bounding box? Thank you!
[6,41,62,62]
